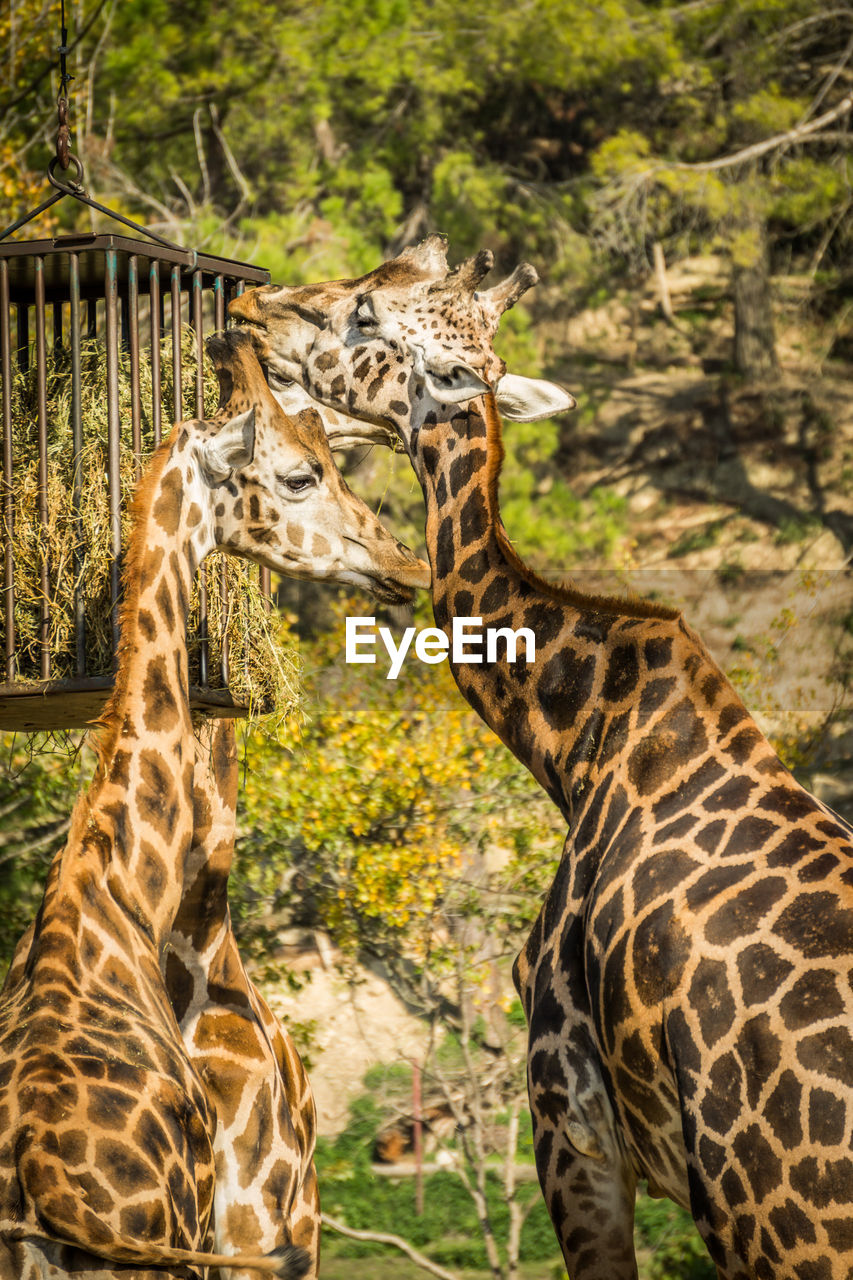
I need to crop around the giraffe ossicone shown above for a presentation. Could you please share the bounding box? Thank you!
[229,235,574,437]
[231,244,853,1280]
[0,331,428,1278]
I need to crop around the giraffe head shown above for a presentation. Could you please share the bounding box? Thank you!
[197,330,429,601]
[228,236,574,450]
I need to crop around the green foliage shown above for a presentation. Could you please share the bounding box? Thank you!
[635,1194,715,1279]
[233,597,562,966]
[7,0,851,311]
[317,1088,713,1277]
[317,1152,559,1269]
[0,735,91,974]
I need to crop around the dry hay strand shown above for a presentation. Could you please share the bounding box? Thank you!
[2,327,299,719]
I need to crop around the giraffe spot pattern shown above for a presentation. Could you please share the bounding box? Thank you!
[239,255,853,1278]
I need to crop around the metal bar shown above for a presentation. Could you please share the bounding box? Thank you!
[219,557,229,687]
[191,268,208,687]
[150,262,162,447]
[69,253,86,678]
[128,255,141,474]
[16,304,28,372]
[214,274,225,331]
[0,260,16,680]
[255,250,271,604]
[0,187,64,243]
[0,235,269,284]
[40,176,197,255]
[234,280,268,605]
[34,257,50,679]
[120,292,130,355]
[193,269,204,418]
[105,248,122,655]
[215,274,229,686]
[170,266,182,424]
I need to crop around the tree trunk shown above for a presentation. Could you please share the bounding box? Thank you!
[504,1097,523,1280]
[732,212,777,380]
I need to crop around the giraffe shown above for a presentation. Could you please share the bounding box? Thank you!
[170,717,321,1280]
[231,242,853,1279]
[0,330,429,1279]
[162,334,347,1280]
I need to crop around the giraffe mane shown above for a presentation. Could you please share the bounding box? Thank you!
[482,394,679,621]
[88,427,181,790]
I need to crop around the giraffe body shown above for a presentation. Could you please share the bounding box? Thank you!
[168,719,320,1280]
[232,246,853,1279]
[0,331,427,1277]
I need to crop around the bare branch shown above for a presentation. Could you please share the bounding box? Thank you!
[0,795,28,824]
[0,0,113,118]
[193,107,211,207]
[321,1214,459,1280]
[170,168,198,220]
[799,34,853,125]
[0,819,70,869]
[665,90,853,174]
[93,156,180,228]
[773,10,853,47]
[809,197,853,276]
[84,0,118,142]
[208,103,253,214]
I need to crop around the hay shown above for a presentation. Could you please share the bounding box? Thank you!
[2,327,299,719]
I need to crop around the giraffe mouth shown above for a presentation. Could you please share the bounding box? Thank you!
[345,572,417,605]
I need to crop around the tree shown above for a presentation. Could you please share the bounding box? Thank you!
[0,735,91,971]
[590,1,853,378]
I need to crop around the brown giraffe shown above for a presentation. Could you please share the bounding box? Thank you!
[169,718,321,1280]
[0,330,428,1279]
[232,242,853,1279]
[162,335,349,1279]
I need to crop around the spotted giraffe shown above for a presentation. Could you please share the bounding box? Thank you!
[161,335,332,1280]
[0,332,428,1279]
[168,718,321,1280]
[232,243,853,1279]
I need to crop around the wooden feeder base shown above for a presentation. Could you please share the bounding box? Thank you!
[0,680,248,731]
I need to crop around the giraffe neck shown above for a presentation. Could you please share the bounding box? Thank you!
[172,719,238,962]
[411,394,716,821]
[73,426,214,950]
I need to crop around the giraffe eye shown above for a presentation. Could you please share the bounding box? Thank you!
[278,471,318,495]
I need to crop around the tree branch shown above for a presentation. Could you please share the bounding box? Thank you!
[666,90,853,174]
[192,107,211,207]
[321,1214,459,1280]
[0,818,70,869]
[208,102,253,216]
[0,0,113,118]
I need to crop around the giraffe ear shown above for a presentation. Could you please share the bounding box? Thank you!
[199,408,256,483]
[495,374,577,421]
[423,361,490,405]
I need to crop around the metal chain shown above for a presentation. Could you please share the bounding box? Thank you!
[56,0,74,170]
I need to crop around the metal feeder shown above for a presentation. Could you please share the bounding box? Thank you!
[0,147,270,731]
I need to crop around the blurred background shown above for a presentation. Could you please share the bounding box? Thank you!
[2,2,852,1276]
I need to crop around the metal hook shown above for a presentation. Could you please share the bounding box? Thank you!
[47,154,86,194]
